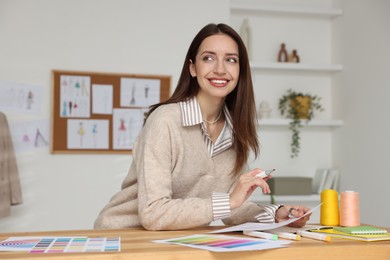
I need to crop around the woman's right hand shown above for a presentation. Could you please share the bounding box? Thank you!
[229,168,272,210]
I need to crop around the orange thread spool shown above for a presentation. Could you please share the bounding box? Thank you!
[320,189,339,226]
[340,191,360,227]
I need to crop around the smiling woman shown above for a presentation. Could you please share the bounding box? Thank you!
[94,23,311,231]
[189,33,240,143]
[190,34,240,97]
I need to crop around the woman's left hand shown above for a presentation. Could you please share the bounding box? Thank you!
[275,205,312,228]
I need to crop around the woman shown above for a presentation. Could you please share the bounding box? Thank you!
[94,23,310,230]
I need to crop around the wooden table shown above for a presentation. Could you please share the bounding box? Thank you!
[0,227,389,259]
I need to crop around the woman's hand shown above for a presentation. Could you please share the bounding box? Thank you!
[275,205,312,228]
[229,168,271,209]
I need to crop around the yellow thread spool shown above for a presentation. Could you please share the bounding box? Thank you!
[320,189,340,226]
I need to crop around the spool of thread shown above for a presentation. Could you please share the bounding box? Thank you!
[320,189,340,226]
[340,191,360,227]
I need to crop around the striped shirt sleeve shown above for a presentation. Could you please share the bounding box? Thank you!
[254,204,283,223]
[212,192,231,220]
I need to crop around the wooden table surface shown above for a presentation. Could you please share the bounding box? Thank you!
[0,227,389,260]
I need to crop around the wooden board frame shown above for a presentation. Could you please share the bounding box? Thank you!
[51,70,171,154]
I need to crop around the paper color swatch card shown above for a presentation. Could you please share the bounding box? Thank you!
[0,236,120,253]
[153,234,291,252]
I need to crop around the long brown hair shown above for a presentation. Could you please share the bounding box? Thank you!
[147,23,259,176]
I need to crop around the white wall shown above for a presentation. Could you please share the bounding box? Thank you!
[1,0,389,232]
[0,0,229,232]
[332,0,390,227]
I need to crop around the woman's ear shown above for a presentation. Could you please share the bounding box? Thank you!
[189,59,196,78]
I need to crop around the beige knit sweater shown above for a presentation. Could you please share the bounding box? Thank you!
[94,103,270,230]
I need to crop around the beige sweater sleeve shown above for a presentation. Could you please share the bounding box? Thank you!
[0,112,22,218]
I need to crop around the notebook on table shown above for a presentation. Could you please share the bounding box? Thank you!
[334,226,388,235]
[310,226,390,242]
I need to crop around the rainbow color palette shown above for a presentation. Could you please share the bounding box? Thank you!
[154,234,291,252]
[0,237,120,253]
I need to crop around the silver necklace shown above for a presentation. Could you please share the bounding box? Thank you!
[204,110,222,125]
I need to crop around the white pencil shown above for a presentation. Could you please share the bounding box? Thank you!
[256,169,276,178]
[243,230,278,240]
[297,230,331,242]
[269,231,301,241]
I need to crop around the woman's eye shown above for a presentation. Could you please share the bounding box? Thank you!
[202,55,214,62]
[227,57,238,63]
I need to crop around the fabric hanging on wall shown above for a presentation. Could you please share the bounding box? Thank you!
[0,112,23,218]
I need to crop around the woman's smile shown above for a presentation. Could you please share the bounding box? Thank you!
[208,78,230,88]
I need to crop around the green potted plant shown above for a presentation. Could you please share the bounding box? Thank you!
[278,89,324,158]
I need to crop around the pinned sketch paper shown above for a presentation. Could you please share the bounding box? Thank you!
[60,75,91,118]
[211,204,321,234]
[120,77,160,107]
[153,234,291,252]
[0,80,44,114]
[112,108,147,150]
[67,119,109,149]
[9,119,50,154]
[92,84,113,115]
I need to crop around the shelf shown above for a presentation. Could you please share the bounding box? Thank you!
[250,62,343,73]
[230,3,342,18]
[250,193,321,203]
[258,118,343,127]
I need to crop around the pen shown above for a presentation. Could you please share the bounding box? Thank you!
[269,231,301,241]
[256,169,276,178]
[297,230,331,242]
[243,230,278,240]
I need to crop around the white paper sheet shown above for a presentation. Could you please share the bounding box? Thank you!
[67,119,109,149]
[120,77,160,107]
[0,80,44,114]
[210,204,321,233]
[60,75,91,118]
[92,84,113,115]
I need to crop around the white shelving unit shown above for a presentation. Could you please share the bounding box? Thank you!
[230,4,342,18]
[259,118,343,127]
[230,1,344,127]
[252,60,344,128]
[231,1,343,209]
[250,61,343,73]
[251,193,320,203]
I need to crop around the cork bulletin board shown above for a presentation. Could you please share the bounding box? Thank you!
[51,70,171,154]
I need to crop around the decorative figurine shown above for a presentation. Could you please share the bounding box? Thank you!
[259,101,271,119]
[288,49,300,63]
[278,43,288,62]
[240,19,253,60]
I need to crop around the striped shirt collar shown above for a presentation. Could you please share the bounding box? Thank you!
[179,97,233,156]
[179,97,233,128]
